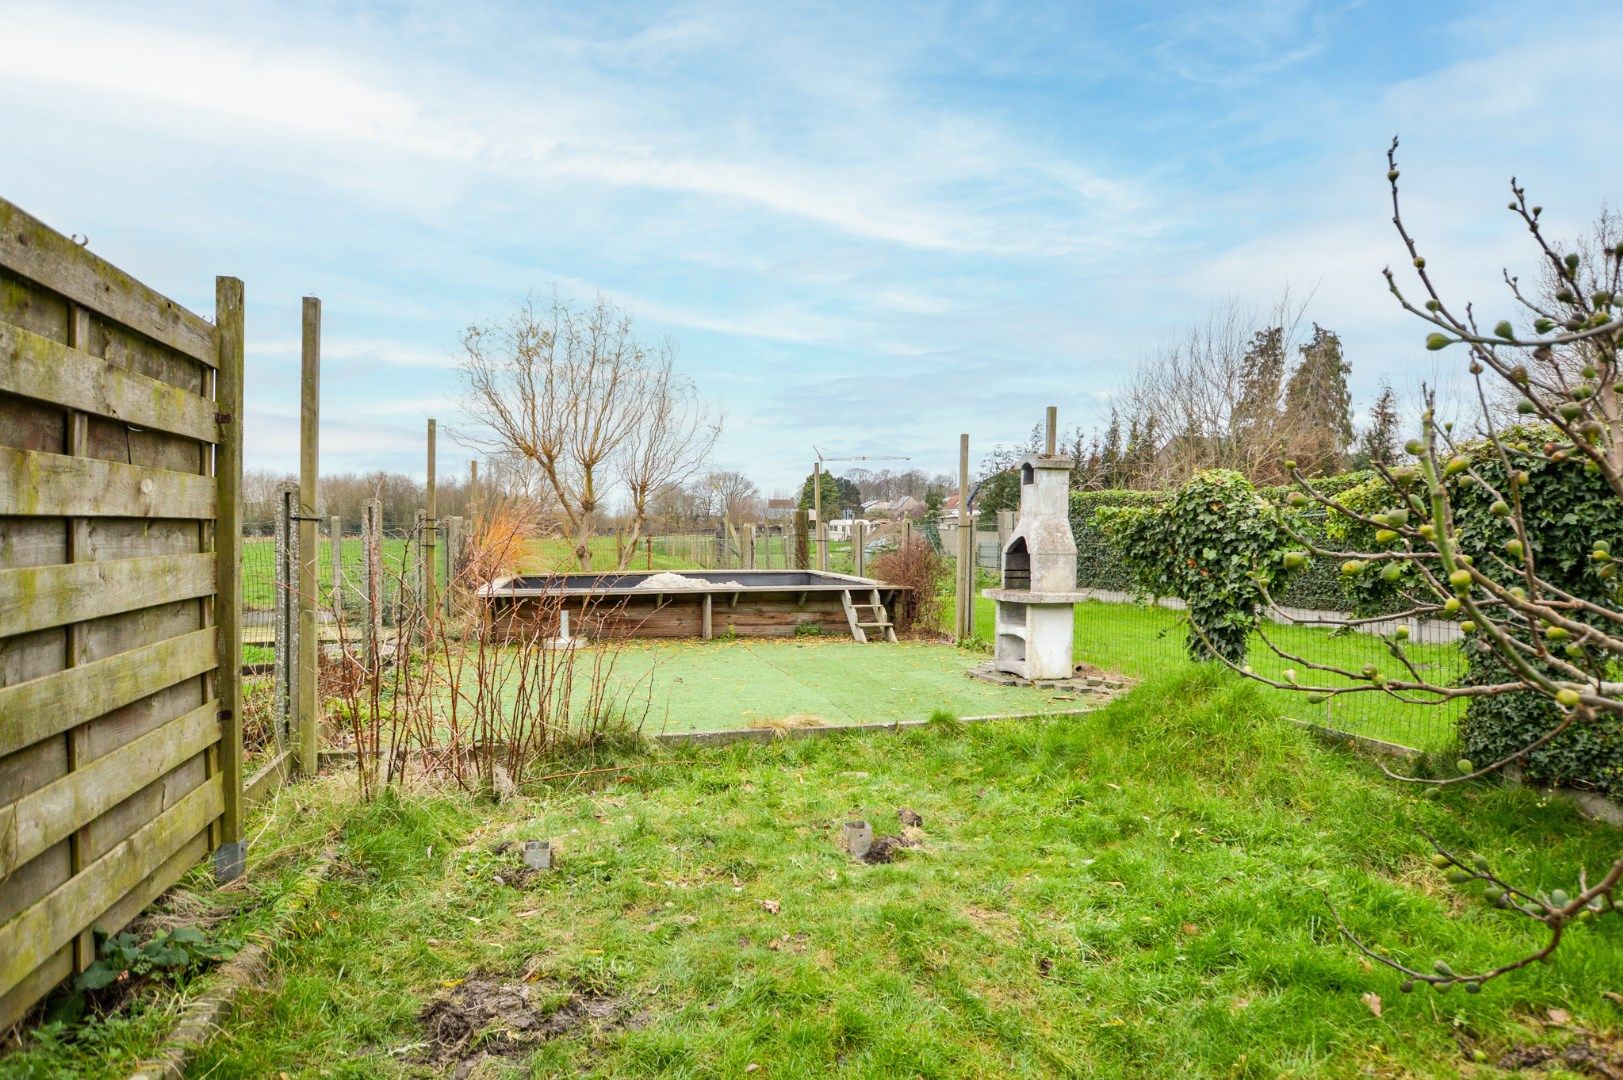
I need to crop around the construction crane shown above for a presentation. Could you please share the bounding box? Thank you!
[806,449,913,569]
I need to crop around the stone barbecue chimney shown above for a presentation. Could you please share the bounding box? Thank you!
[981,407,1088,681]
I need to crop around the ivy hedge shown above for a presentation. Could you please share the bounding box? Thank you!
[1058,440,1623,794]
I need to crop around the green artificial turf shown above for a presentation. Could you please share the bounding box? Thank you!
[12,668,1620,1078]
[604,638,1080,734]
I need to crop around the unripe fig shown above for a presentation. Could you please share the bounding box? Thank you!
[1546,625,1568,641]
[1394,626,1410,641]
[1443,597,1461,614]
[1449,569,1473,589]
[1490,500,1510,517]
[1460,620,1476,633]
[1444,457,1468,478]
[1517,400,1537,414]
[1431,852,1452,868]
[1456,758,1474,775]
[1556,688,1580,708]
[1506,539,1524,558]
[1341,560,1366,576]
[1376,529,1399,545]
[1447,868,1473,883]
[1382,563,1403,583]
[1283,551,1307,570]
[1493,320,1514,339]
[1405,438,1425,456]
[1550,888,1571,908]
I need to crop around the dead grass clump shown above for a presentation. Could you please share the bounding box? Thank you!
[748,713,828,731]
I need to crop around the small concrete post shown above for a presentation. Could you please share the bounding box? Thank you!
[843,820,873,859]
[523,841,552,870]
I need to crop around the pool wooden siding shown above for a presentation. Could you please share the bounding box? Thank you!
[480,571,906,641]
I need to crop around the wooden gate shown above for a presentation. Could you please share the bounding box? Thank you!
[0,197,244,1027]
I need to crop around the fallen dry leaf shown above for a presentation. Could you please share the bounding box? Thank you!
[1180,923,1200,936]
[745,1064,761,1073]
[1548,1007,1572,1026]
[1361,992,1383,1018]
[760,898,781,915]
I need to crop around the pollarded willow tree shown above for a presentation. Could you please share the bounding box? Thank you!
[458,291,721,570]
[1244,138,1623,988]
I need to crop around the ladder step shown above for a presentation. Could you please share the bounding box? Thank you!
[857,621,891,629]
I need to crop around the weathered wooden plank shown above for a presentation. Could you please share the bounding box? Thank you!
[0,447,215,519]
[0,322,217,442]
[0,199,217,367]
[216,276,244,852]
[0,945,69,1032]
[244,749,294,807]
[0,628,215,758]
[0,775,222,1001]
[0,552,215,637]
[0,702,217,875]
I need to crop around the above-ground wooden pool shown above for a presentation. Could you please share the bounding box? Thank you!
[478,569,906,641]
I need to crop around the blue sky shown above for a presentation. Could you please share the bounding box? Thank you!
[3,0,1619,494]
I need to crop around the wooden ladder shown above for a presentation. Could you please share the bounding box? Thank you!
[841,588,897,643]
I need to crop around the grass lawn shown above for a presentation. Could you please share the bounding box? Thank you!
[601,638,1082,734]
[12,668,1621,1077]
[971,595,1465,753]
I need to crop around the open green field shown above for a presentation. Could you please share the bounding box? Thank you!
[521,535,855,574]
[12,669,1621,1078]
[972,595,1465,753]
[240,536,413,611]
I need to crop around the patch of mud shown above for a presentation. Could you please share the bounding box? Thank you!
[1496,1036,1623,1078]
[418,973,646,1074]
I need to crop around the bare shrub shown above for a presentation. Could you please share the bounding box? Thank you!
[871,537,947,637]
[324,497,653,800]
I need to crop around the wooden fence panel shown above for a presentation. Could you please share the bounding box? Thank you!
[0,196,243,1028]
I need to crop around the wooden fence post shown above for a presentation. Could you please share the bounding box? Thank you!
[363,498,381,669]
[214,275,246,880]
[853,520,867,577]
[794,510,810,570]
[744,524,756,570]
[297,297,320,777]
[424,418,438,618]
[955,434,972,640]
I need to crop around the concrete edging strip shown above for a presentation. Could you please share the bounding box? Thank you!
[126,847,337,1080]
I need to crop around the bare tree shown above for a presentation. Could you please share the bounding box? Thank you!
[1235,139,1623,986]
[1118,290,1324,487]
[699,469,761,529]
[457,291,719,570]
[615,348,722,566]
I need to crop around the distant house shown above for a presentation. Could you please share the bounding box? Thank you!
[765,498,795,521]
[861,496,923,520]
